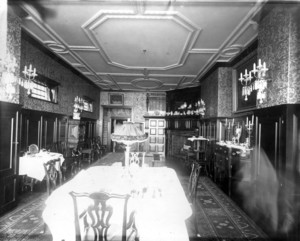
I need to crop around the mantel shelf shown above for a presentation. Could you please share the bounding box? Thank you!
[143,115,166,119]
[165,115,202,119]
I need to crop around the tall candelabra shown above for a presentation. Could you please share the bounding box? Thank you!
[224,118,235,142]
[245,115,254,148]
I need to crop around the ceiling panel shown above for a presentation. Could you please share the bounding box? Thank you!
[11,0,265,91]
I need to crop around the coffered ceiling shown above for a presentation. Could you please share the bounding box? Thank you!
[11,0,266,92]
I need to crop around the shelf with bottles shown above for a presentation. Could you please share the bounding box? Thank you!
[165,115,202,130]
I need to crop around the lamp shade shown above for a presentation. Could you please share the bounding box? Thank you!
[111,122,148,144]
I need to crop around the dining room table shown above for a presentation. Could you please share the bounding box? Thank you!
[19,151,64,182]
[42,165,192,241]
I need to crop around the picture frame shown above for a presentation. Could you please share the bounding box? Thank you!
[109,93,124,105]
[233,51,257,112]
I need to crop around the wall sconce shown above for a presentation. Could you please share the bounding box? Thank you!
[73,96,84,120]
[19,64,38,95]
[239,59,271,104]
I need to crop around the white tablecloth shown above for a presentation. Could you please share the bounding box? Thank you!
[42,166,192,241]
[19,152,64,181]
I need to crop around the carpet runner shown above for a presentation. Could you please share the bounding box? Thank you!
[182,176,269,241]
[0,175,268,241]
[0,192,51,241]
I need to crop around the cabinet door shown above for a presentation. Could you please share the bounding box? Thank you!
[42,116,56,149]
[0,103,20,214]
[255,115,283,175]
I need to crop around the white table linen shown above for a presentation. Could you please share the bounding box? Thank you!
[19,152,64,181]
[42,166,192,241]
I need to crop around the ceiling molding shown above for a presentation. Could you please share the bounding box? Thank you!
[17,0,266,92]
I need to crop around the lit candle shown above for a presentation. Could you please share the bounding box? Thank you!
[29,64,32,71]
[263,62,266,69]
[219,122,222,141]
[252,115,254,125]
[258,59,261,67]
[253,63,256,71]
[245,69,248,76]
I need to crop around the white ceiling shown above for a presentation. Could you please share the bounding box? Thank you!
[12,0,265,92]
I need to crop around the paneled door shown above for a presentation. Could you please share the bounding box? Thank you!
[147,118,165,157]
[0,102,21,215]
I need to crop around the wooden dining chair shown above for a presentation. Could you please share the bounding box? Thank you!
[129,152,146,167]
[196,139,210,176]
[61,156,80,182]
[43,158,61,195]
[69,191,139,241]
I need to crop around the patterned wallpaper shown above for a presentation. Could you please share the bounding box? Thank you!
[201,70,218,118]
[100,91,147,122]
[258,4,300,107]
[0,13,21,104]
[288,6,300,103]
[99,91,147,139]
[201,67,232,118]
[20,34,100,119]
[217,67,232,117]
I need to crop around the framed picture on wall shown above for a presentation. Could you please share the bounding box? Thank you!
[233,51,257,112]
[109,93,124,105]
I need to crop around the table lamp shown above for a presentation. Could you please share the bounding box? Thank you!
[111,121,148,166]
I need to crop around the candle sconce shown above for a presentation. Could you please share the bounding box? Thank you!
[245,115,254,148]
[224,118,236,142]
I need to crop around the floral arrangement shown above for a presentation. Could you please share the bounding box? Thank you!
[166,99,206,116]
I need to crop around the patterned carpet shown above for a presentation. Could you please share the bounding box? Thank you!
[0,174,268,241]
[0,192,51,241]
[181,176,269,241]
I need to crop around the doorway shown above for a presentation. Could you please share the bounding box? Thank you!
[111,118,127,152]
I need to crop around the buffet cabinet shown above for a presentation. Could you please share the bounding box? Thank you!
[0,102,21,215]
[214,143,253,196]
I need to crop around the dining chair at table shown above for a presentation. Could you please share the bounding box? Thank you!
[69,191,139,241]
[61,156,80,182]
[128,152,146,167]
[43,158,62,195]
[195,139,210,176]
